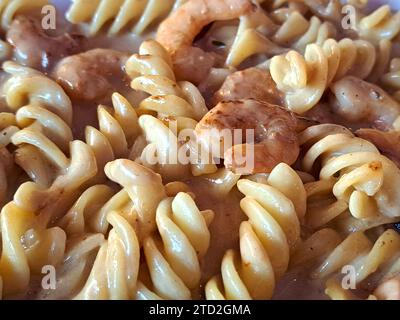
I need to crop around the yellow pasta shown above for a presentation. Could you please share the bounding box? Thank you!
[39,180,181,299]
[140,192,214,299]
[270,38,392,113]
[357,5,400,45]
[300,124,400,229]
[0,112,19,203]
[272,0,343,24]
[225,5,286,67]
[85,93,141,183]
[0,0,48,30]
[66,0,188,36]
[75,211,141,300]
[381,58,400,102]
[101,159,167,238]
[37,233,105,299]
[0,201,66,297]
[205,163,305,300]
[313,230,400,300]
[126,40,215,178]
[76,191,213,300]
[273,13,336,53]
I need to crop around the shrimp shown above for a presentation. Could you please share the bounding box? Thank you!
[7,15,85,70]
[195,99,300,175]
[330,76,400,130]
[53,49,129,101]
[213,67,284,106]
[356,128,400,167]
[156,0,256,84]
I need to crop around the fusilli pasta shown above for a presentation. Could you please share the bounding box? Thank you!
[66,0,187,36]
[205,163,305,299]
[270,39,392,113]
[300,124,400,231]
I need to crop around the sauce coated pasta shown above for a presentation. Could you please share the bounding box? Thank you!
[0,0,400,301]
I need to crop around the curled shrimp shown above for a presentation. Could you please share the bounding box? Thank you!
[156,0,256,84]
[330,76,400,130]
[213,67,284,105]
[7,15,85,69]
[53,49,129,101]
[195,99,301,175]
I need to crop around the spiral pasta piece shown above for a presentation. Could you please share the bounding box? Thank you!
[85,92,141,183]
[3,61,72,125]
[270,38,391,113]
[76,191,213,300]
[381,58,400,102]
[0,201,66,297]
[102,159,167,238]
[126,40,216,178]
[224,5,286,68]
[312,229,400,300]
[66,0,187,36]
[42,179,185,299]
[0,0,48,30]
[273,13,336,53]
[37,233,105,300]
[74,211,141,300]
[271,0,344,24]
[357,5,400,45]
[140,192,214,299]
[1,61,81,187]
[0,112,19,205]
[300,124,400,229]
[205,163,305,300]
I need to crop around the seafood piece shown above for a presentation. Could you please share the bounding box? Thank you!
[156,0,256,84]
[330,76,400,130]
[213,67,283,105]
[195,99,300,174]
[7,15,84,69]
[53,49,129,101]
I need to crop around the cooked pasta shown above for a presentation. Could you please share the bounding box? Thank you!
[0,0,48,30]
[74,211,141,300]
[273,13,337,53]
[37,233,105,300]
[0,201,66,297]
[357,5,400,45]
[313,230,400,300]
[205,163,305,300]
[300,124,400,229]
[381,58,400,102]
[270,38,392,113]
[1,0,400,302]
[101,159,167,238]
[85,93,141,183]
[140,192,214,299]
[225,5,286,67]
[126,40,216,178]
[271,0,343,24]
[76,191,213,300]
[66,0,187,36]
[1,61,77,186]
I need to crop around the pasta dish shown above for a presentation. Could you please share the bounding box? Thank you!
[0,0,399,300]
